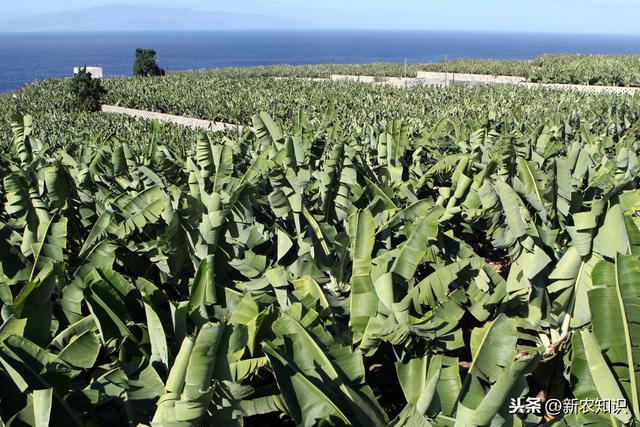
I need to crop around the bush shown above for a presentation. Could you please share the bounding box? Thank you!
[133,48,166,77]
[68,66,107,112]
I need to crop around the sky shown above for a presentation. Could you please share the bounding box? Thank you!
[3,0,640,35]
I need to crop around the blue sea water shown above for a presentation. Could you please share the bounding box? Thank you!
[1,30,640,93]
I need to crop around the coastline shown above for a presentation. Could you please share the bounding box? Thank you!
[2,30,640,92]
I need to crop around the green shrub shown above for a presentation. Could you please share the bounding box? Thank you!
[133,48,166,77]
[68,66,107,112]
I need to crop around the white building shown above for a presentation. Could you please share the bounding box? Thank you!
[73,66,103,79]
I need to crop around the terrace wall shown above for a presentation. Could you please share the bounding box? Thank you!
[416,71,527,86]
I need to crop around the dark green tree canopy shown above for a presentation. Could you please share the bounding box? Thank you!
[133,48,166,77]
[68,66,107,112]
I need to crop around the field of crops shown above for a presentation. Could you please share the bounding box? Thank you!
[100,74,640,129]
[7,73,638,140]
[153,54,640,87]
[160,54,640,88]
[1,65,640,426]
[420,55,640,87]
[0,87,230,152]
[528,54,640,86]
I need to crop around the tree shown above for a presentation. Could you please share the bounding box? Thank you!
[133,48,166,77]
[69,66,107,112]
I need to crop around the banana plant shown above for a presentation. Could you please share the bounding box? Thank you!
[0,97,639,427]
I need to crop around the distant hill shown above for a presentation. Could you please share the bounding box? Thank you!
[0,5,310,32]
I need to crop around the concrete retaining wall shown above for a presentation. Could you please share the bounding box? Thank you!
[329,72,638,95]
[101,105,247,132]
[331,72,527,87]
[416,71,526,86]
[404,78,451,88]
[330,75,378,83]
[520,82,638,96]
[330,75,450,88]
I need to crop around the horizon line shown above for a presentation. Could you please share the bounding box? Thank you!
[2,28,640,37]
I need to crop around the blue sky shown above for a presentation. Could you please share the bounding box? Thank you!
[4,0,640,34]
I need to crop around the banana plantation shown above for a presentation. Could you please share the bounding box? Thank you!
[116,53,640,86]
[1,68,640,426]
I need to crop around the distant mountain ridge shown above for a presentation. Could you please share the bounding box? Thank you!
[0,5,310,32]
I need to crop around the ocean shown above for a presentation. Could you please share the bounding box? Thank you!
[1,30,640,93]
